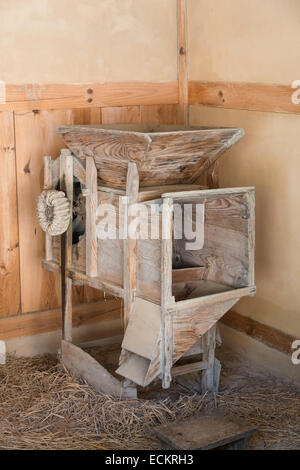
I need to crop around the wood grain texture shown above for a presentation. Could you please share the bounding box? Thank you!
[0,298,120,340]
[161,198,174,388]
[58,125,243,190]
[1,82,178,112]
[189,81,300,114]
[171,190,254,289]
[102,106,141,124]
[172,299,238,362]
[43,156,53,261]
[201,325,216,393]
[61,340,131,398]
[140,104,182,124]
[123,163,139,328]
[60,150,73,342]
[177,0,188,124]
[0,112,20,316]
[86,157,98,277]
[222,310,296,355]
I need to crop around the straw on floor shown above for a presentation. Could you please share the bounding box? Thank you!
[0,353,299,450]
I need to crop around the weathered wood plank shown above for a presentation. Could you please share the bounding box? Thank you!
[60,150,73,342]
[201,325,216,393]
[172,299,239,362]
[86,157,98,277]
[123,163,139,328]
[1,82,178,111]
[161,198,174,388]
[0,112,20,316]
[172,360,207,377]
[61,340,131,398]
[0,298,121,341]
[153,410,257,450]
[189,81,300,115]
[221,310,296,355]
[57,125,244,190]
[43,156,53,262]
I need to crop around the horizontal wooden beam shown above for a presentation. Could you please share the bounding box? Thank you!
[189,81,300,115]
[0,298,120,341]
[0,81,178,111]
[172,360,207,377]
[222,310,296,355]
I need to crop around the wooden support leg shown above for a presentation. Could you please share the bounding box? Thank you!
[161,198,174,389]
[43,155,53,261]
[201,324,217,394]
[60,149,73,342]
[123,162,139,330]
[86,157,98,278]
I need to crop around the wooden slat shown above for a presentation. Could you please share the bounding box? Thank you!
[102,106,141,124]
[43,156,53,262]
[175,286,256,311]
[0,298,120,341]
[172,360,207,377]
[123,163,139,329]
[1,82,178,111]
[201,325,216,393]
[222,310,296,355]
[61,340,131,398]
[60,150,73,342]
[189,81,300,115]
[161,198,174,388]
[177,0,188,124]
[86,157,98,277]
[0,112,20,316]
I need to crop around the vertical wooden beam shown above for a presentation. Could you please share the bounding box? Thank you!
[0,111,20,316]
[161,197,173,389]
[123,162,139,330]
[86,157,98,278]
[60,149,73,342]
[248,190,255,286]
[177,0,188,125]
[201,324,217,394]
[43,156,53,261]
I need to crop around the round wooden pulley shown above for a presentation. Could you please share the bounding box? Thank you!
[37,189,71,236]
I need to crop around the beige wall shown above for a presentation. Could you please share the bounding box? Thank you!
[0,0,177,83]
[188,0,300,85]
[190,105,300,337]
[188,0,300,340]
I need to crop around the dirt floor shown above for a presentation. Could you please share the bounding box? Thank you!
[0,342,299,450]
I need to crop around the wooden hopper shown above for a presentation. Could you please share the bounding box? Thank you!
[40,124,254,397]
[56,124,244,190]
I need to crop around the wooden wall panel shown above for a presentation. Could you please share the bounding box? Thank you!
[101,106,140,124]
[101,104,183,126]
[140,104,183,124]
[0,112,21,316]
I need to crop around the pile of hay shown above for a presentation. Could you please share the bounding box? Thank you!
[0,355,205,450]
[0,353,299,450]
